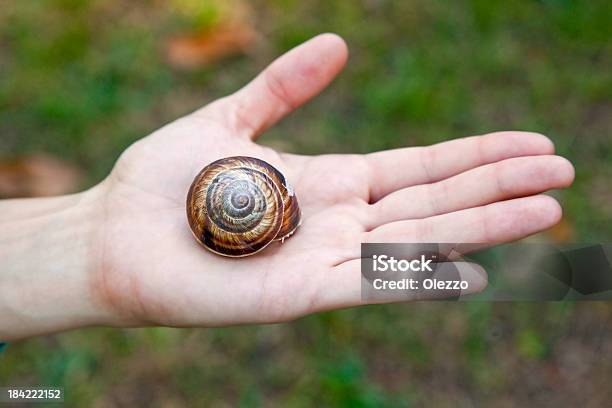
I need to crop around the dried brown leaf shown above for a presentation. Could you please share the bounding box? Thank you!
[165,22,258,69]
[0,153,82,198]
[545,217,575,243]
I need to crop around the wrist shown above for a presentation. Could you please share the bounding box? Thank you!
[0,184,117,340]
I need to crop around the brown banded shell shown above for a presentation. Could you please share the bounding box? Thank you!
[186,156,301,257]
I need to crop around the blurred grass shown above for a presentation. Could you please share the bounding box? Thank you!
[1,0,611,406]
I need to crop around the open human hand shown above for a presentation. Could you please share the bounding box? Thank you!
[0,34,574,339]
[93,34,574,328]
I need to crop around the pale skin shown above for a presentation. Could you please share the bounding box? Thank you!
[0,34,575,341]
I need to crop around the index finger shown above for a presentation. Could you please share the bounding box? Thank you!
[366,131,555,202]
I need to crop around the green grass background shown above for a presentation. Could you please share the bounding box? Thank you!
[1,0,611,406]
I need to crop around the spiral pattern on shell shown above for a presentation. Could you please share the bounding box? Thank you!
[186,156,301,257]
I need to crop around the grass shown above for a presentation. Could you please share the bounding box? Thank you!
[1,0,611,405]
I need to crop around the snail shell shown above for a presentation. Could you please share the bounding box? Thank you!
[186,156,301,257]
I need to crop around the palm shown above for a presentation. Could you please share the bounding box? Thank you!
[99,117,366,326]
[95,34,574,327]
